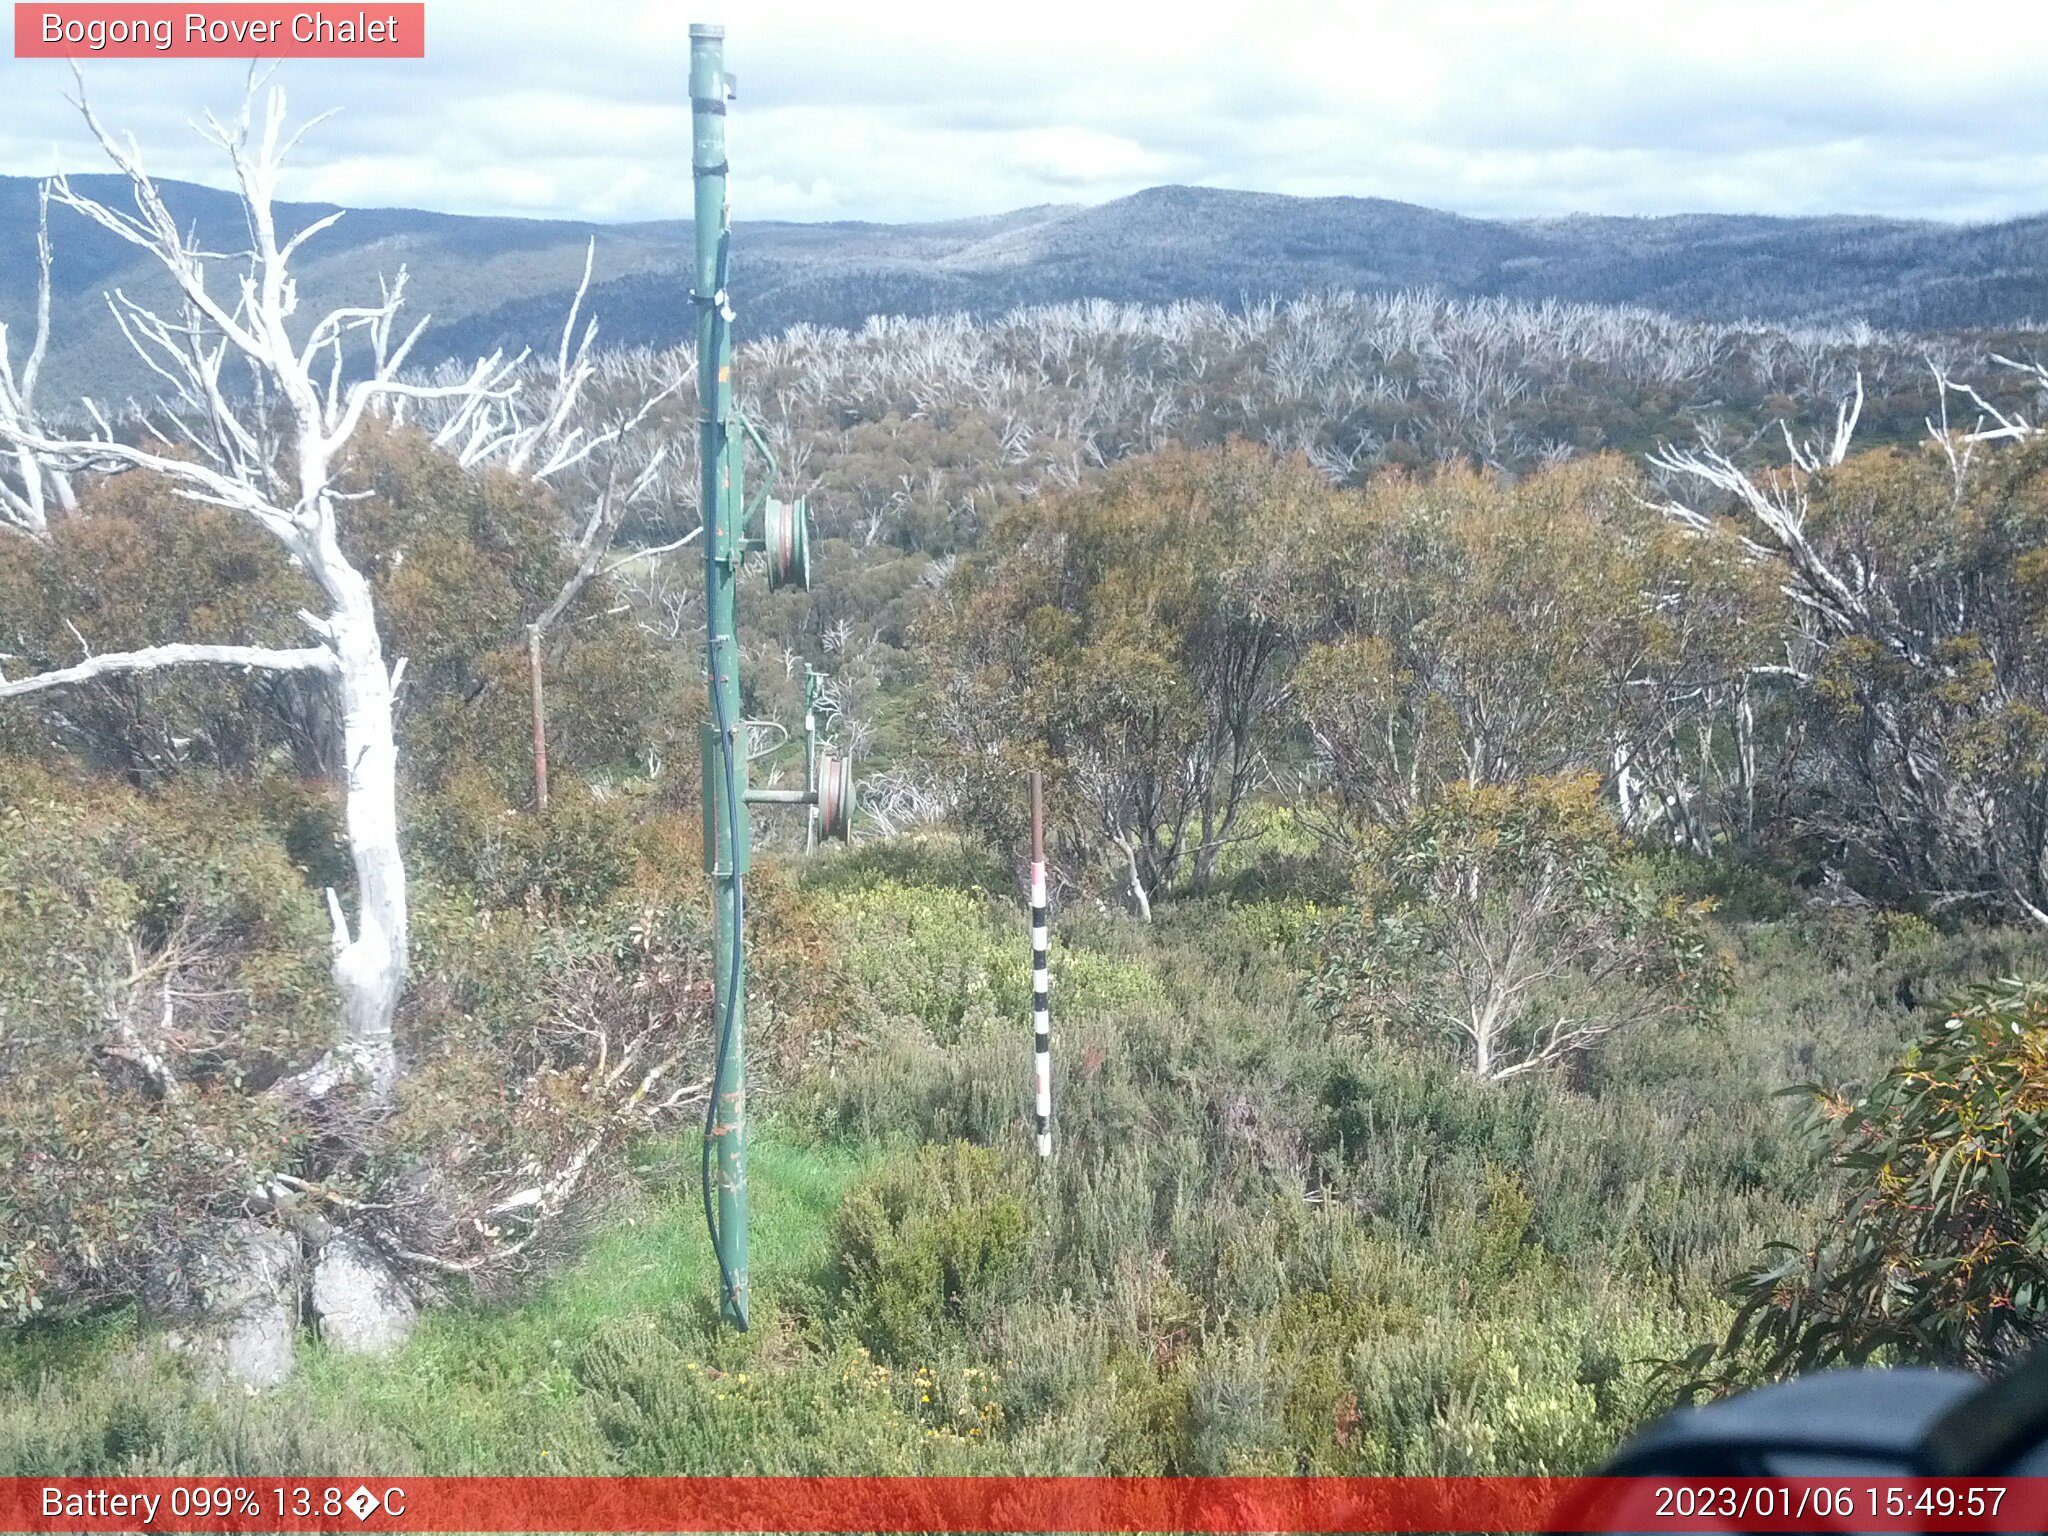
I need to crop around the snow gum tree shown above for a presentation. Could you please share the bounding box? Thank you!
[0,83,531,1100]
[1655,370,2048,923]
[1307,774,1727,1082]
[921,441,1328,913]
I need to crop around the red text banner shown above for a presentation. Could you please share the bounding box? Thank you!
[13,5,425,58]
[0,1476,2042,1532]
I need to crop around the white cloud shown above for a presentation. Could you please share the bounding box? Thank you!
[996,128,1173,189]
[1,0,2045,223]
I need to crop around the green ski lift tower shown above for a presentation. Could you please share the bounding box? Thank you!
[691,21,854,1331]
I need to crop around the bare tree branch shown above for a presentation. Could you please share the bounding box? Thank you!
[0,184,78,534]
[0,642,336,698]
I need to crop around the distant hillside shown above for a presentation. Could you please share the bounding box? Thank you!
[4,175,2046,400]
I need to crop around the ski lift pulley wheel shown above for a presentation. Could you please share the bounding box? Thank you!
[816,751,854,842]
[765,496,811,592]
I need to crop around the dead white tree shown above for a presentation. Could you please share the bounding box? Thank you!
[855,765,947,839]
[1927,353,2046,483]
[1648,375,1873,641]
[0,81,526,1101]
[1650,372,2048,923]
[0,184,79,535]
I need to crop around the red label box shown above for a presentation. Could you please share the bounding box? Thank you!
[1,1476,2045,1533]
[14,4,425,57]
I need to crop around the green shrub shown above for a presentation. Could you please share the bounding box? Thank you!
[831,1143,1032,1360]
[818,881,1017,1046]
[372,881,719,1280]
[800,833,1009,900]
[0,478,322,781]
[565,1301,1008,1474]
[1307,776,1728,1082]
[1096,1344,1195,1474]
[0,1342,417,1476]
[1696,976,2048,1384]
[0,767,332,1322]
[407,770,642,912]
[0,753,726,1324]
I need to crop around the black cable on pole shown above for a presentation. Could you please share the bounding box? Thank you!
[701,655,746,1328]
[698,205,747,1328]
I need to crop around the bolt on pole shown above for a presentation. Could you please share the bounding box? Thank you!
[691,19,749,1331]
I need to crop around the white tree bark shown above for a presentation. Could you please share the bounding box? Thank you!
[1111,828,1154,922]
[0,642,336,698]
[313,554,407,1097]
[0,184,77,537]
[1649,376,1876,642]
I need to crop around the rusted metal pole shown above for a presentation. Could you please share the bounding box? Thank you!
[1029,770,1051,1158]
[805,668,820,853]
[528,624,549,813]
[1030,770,1044,866]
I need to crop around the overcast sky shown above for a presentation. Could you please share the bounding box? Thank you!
[4,0,2048,226]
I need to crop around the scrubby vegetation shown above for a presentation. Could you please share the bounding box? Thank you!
[1693,975,2048,1384]
[7,830,2040,1473]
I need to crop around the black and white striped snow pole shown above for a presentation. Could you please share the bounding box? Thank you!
[1029,770,1052,1159]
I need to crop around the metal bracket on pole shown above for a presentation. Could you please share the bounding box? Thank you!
[739,664,849,835]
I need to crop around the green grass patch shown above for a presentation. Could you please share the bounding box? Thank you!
[295,1130,878,1472]
[0,1129,879,1475]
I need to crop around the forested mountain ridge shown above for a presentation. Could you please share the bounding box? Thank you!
[3,173,2045,399]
